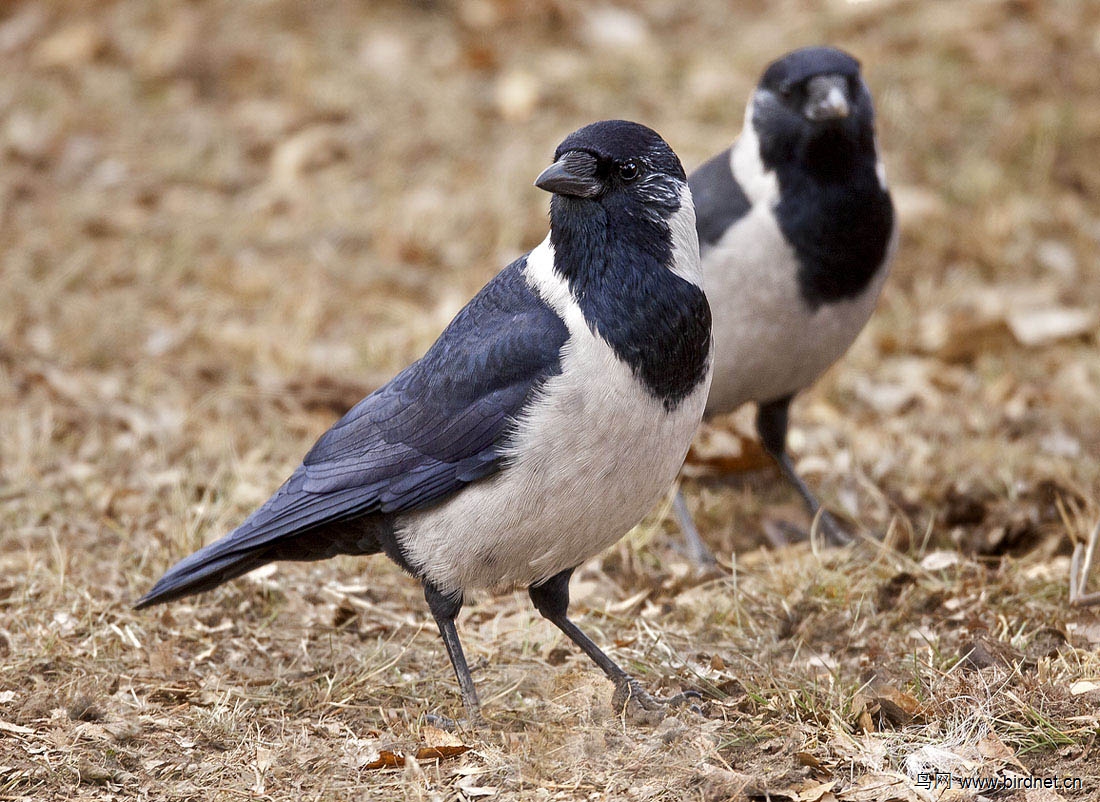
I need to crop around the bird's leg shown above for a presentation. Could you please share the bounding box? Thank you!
[528,568,698,723]
[756,395,850,546]
[672,488,718,568]
[423,582,484,728]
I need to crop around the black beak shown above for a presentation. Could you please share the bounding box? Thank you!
[535,150,601,198]
[804,75,851,122]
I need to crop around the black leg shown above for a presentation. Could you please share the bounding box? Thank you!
[423,582,482,722]
[756,395,851,546]
[529,568,698,721]
[672,488,718,567]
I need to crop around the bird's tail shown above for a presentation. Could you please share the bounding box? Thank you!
[135,468,387,609]
[133,536,284,609]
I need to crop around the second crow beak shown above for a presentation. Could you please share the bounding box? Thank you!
[804,75,851,122]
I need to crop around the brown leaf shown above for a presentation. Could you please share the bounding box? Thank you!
[361,727,470,770]
[684,420,771,475]
[363,749,405,770]
[959,637,1022,671]
[851,692,876,732]
[419,725,469,751]
[794,751,825,770]
[0,720,35,736]
[867,680,920,726]
[409,739,468,756]
[976,730,1025,770]
[797,779,838,801]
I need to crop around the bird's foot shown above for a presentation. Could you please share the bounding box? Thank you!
[811,509,852,547]
[611,677,701,724]
[768,510,851,548]
[424,711,488,732]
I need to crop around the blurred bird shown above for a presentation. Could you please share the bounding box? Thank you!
[137,120,712,722]
[675,46,896,563]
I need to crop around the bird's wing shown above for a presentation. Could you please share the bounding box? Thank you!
[196,256,568,555]
[689,145,752,250]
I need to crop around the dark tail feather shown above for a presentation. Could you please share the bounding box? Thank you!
[135,467,393,609]
[134,518,387,609]
[134,541,280,609]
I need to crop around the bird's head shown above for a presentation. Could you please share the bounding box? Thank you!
[535,120,689,225]
[750,47,877,172]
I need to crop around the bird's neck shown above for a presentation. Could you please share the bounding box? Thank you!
[547,201,711,410]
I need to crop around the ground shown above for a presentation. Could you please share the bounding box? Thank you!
[2,0,1100,800]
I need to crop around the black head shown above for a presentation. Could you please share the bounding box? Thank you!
[532,121,709,410]
[535,120,688,221]
[752,47,877,173]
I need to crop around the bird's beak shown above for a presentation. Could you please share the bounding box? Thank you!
[804,75,850,122]
[535,150,601,198]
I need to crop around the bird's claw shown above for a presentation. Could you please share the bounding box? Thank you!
[812,510,852,547]
[772,510,851,548]
[611,677,701,724]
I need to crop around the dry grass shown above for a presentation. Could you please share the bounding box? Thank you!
[2,0,1100,799]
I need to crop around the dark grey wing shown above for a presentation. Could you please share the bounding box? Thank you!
[690,146,752,250]
[136,256,569,606]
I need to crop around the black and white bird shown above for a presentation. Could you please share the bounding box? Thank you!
[137,120,712,722]
[674,46,896,563]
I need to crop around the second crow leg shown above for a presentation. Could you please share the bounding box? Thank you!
[672,487,718,567]
[756,395,850,546]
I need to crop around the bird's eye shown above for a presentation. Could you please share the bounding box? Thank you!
[618,161,640,182]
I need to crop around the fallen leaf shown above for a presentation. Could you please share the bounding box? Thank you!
[418,724,470,757]
[919,551,961,572]
[362,726,472,769]
[794,751,824,769]
[458,773,499,797]
[867,680,920,726]
[1024,789,1068,802]
[798,779,838,801]
[1007,307,1097,347]
[976,731,1025,769]
[959,637,1022,671]
[1069,680,1100,695]
[0,720,34,736]
[363,750,404,770]
[684,420,771,475]
[269,126,347,190]
[919,310,1013,363]
[838,771,922,801]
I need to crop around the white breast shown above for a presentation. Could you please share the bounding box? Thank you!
[703,138,891,416]
[398,233,710,596]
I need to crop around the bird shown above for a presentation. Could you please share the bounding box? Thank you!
[673,46,896,565]
[136,120,713,723]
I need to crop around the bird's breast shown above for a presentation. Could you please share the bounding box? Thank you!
[703,204,889,415]
[396,270,709,596]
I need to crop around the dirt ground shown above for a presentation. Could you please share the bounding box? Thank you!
[2,0,1100,800]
